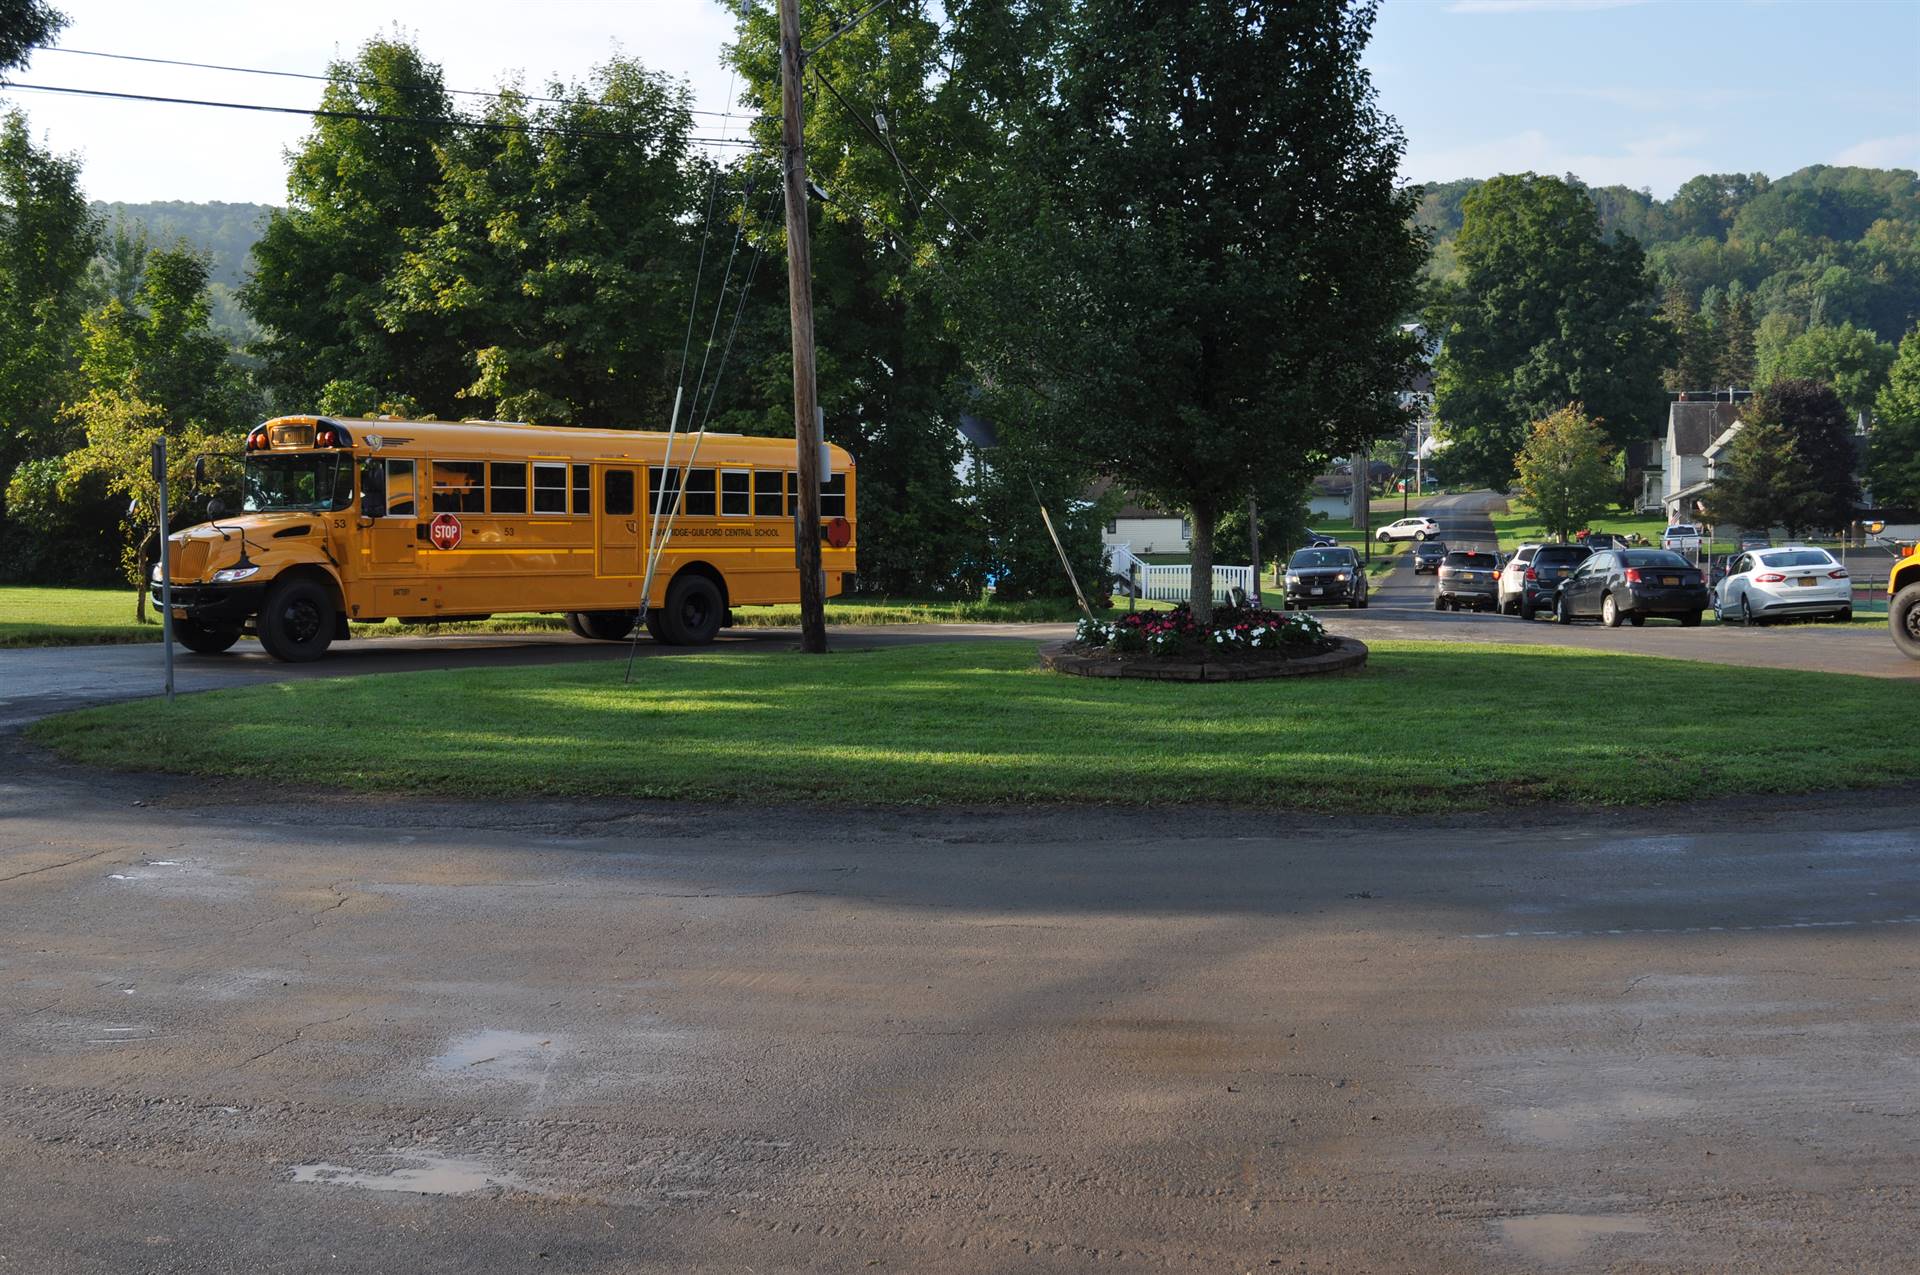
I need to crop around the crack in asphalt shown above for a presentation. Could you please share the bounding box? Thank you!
[236,1008,359,1068]
[0,847,115,884]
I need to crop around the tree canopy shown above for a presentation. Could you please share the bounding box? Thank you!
[1514,405,1617,542]
[1868,324,1920,510]
[1429,174,1668,488]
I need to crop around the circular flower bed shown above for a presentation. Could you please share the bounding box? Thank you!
[1046,603,1367,681]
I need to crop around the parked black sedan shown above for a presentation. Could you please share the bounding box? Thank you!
[1411,540,1449,574]
[1284,547,1368,608]
[1554,549,1708,627]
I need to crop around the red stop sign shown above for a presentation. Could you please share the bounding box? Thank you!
[825,516,852,548]
[428,512,462,550]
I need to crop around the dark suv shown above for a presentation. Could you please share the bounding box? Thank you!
[1284,546,1368,608]
[1501,542,1591,620]
[1435,550,1500,612]
[1411,540,1448,574]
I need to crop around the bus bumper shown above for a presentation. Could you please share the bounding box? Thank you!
[148,582,266,626]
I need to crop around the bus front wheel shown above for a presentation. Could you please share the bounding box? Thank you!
[257,578,335,663]
[661,574,724,645]
[174,619,241,655]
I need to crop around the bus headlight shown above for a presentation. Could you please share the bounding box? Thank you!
[212,566,260,583]
[150,564,163,583]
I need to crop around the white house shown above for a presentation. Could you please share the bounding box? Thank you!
[1648,398,1743,523]
[1102,499,1190,555]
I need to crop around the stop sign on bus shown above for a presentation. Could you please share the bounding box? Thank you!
[428,513,462,550]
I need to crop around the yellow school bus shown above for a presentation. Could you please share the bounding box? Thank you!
[153,415,856,661]
[1892,542,1919,659]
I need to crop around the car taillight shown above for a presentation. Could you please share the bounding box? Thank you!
[1524,567,1537,580]
[1624,568,1642,583]
[1828,568,1849,579]
[1755,572,1785,583]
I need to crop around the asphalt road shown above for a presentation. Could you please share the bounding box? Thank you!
[3,760,1917,1273]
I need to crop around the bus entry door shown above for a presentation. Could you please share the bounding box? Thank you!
[595,464,643,577]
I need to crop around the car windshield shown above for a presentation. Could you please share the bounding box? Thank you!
[1758,549,1834,568]
[1534,546,1589,566]
[1289,549,1349,569]
[1623,549,1690,568]
[1417,541,1447,553]
[1667,525,1696,536]
[243,453,352,512]
[1446,552,1497,568]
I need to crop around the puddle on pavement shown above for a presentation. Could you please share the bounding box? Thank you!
[290,1150,529,1196]
[431,1029,560,1082]
[1498,1214,1652,1264]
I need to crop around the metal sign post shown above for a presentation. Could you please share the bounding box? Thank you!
[151,439,174,703]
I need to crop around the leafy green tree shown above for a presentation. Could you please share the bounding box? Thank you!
[1716,287,1757,387]
[0,108,99,580]
[384,59,700,426]
[950,0,1427,619]
[1704,417,1823,538]
[1867,324,1920,509]
[1734,378,1860,532]
[80,245,254,428]
[1514,404,1618,541]
[242,38,464,413]
[1661,286,1717,391]
[1764,321,1895,418]
[1430,174,1668,489]
[0,0,63,76]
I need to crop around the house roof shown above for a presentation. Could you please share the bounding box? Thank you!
[1704,419,1744,458]
[1668,401,1742,458]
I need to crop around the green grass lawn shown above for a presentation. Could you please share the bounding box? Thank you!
[30,640,1919,812]
[0,587,162,647]
[1489,502,1677,552]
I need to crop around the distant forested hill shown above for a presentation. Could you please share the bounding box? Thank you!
[89,200,275,343]
[1415,165,1920,346]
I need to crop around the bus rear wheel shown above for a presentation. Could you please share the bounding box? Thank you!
[570,611,635,641]
[174,619,241,655]
[257,578,335,663]
[660,574,724,646]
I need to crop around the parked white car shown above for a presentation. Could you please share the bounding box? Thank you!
[1712,546,1853,624]
[1375,515,1440,543]
[1661,524,1706,552]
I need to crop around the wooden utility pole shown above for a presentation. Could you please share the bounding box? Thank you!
[779,0,828,653]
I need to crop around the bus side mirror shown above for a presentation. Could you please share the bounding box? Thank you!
[193,457,206,487]
[207,498,226,519]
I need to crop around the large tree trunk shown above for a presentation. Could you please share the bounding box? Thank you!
[1188,499,1216,624]
[134,528,157,624]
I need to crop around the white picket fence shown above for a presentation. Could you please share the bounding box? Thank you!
[1107,544,1255,604]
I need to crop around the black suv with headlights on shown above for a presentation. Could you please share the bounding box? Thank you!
[1284,547,1368,608]
[1411,540,1449,574]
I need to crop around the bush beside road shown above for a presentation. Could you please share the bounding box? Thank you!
[30,640,1919,812]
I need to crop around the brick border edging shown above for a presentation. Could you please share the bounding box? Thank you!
[1038,636,1370,682]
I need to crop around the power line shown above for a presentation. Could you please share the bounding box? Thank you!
[32,44,748,120]
[0,81,761,146]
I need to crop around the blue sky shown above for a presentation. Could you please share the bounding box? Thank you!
[1,0,1915,204]
[1371,0,1920,196]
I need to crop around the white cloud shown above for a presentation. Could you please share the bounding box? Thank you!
[1401,127,1715,197]
[1447,0,1649,12]
[1831,133,1920,169]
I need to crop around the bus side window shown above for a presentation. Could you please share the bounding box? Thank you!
[532,463,567,514]
[606,469,635,516]
[492,462,528,514]
[385,459,416,518]
[433,460,485,513]
[753,470,782,517]
[721,470,750,516]
[786,471,799,517]
[648,466,681,513]
[684,468,716,517]
[820,473,846,518]
[571,464,591,514]
[360,457,386,518]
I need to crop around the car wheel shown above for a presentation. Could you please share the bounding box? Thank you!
[1628,614,1645,627]
[1890,583,1920,660]
[173,619,242,655]
[1835,607,1852,624]
[257,577,335,663]
[1358,589,1369,609]
[1681,611,1703,627]
[1414,531,1428,541]
[1740,594,1757,626]
[1602,594,1623,628]
[1519,597,1535,622]
[563,611,593,640]
[1433,595,1445,612]
[660,572,725,646]
[1556,595,1573,625]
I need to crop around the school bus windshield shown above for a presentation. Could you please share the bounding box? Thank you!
[243,453,353,513]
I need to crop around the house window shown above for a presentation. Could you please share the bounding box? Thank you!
[720,470,751,517]
[532,463,567,514]
[1105,519,1117,535]
[1180,518,1192,540]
